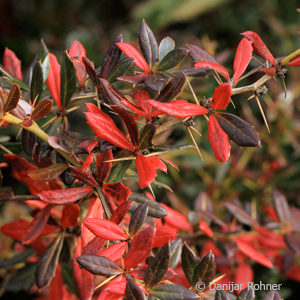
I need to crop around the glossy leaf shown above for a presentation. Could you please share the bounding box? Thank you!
[194,61,230,81]
[150,284,199,299]
[108,57,134,82]
[181,243,198,284]
[237,286,255,300]
[129,193,167,218]
[84,218,128,240]
[116,42,149,73]
[273,190,290,223]
[193,251,216,286]
[30,61,44,102]
[169,239,182,269]
[159,37,175,62]
[144,72,168,93]
[138,19,158,69]
[107,159,132,183]
[3,83,20,112]
[31,99,53,120]
[85,110,135,151]
[61,203,80,228]
[22,205,52,244]
[37,186,93,205]
[157,73,185,102]
[129,203,148,237]
[124,226,156,269]
[262,290,282,300]
[118,73,147,84]
[60,51,77,109]
[215,290,230,300]
[100,34,123,78]
[3,48,23,80]
[82,56,99,88]
[103,182,131,204]
[98,242,127,262]
[138,123,157,150]
[126,279,147,300]
[147,99,208,118]
[241,31,275,64]
[111,105,139,148]
[211,83,231,110]
[46,53,61,110]
[135,155,167,188]
[157,48,188,71]
[208,114,231,162]
[76,255,122,276]
[232,38,253,84]
[236,237,273,268]
[110,201,132,224]
[215,112,261,147]
[35,233,64,288]
[145,242,170,287]
[186,44,218,63]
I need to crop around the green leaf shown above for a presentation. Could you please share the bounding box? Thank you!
[150,284,199,299]
[159,36,175,62]
[35,233,64,288]
[107,159,132,183]
[145,242,170,287]
[157,48,188,71]
[31,61,44,102]
[108,57,134,82]
[0,65,30,92]
[60,51,77,109]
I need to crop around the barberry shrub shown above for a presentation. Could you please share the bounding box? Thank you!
[0,19,300,299]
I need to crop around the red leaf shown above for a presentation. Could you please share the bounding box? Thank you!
[84,218,128,241]
[97,275,126,300]
[147,99,208,118]
[110,201,132,224]
[116,42,149,73]
[124,226,156,269]
[98,241,127,261]
[121,98,147,117]
[37,187,93,205]
[85,110,135,151]
[211,83,232,110]
[82,152,94,170]
[69,166,98,187]
[152,223,177,248]
[69,40,86,61]
[208,114,230,162]
[133,90,152,115]
[72,59,86,88]
[194,61,230,81]
[241,31,275,64]
[46,53,62,110]
[199,221,213,238]
[111,105,139,148]
[3,48,22,80]
[22,205,52,244]
[96,150,113,184]
[73,237,94,300]
[288,56,300,66]
[102,182,131,204]
[234,263,253,294]
[159,203,193,233]
[258,67,277,76]
[232,38,253,84]
[135,155,167,188]
[236,237,273,268]
[61,203,80,228]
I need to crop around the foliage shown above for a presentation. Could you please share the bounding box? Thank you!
[1,18,300,300]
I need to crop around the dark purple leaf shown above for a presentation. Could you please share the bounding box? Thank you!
[138,19,158,69]
[186,44,218,63]
[193,251,216,286]
[145,242,170,287]
[215,290,230,300]
[262,290,281,300]
[138,123,157,150]
[126,279,147,300]
[69,166,98,187]
[181,243,198,284]
[284,233,300,254]
[117,73,147,84]
[224,201,257,226]
[100,34,123,79]
[82,56,99,89]
[108,57,134,82]
[30,61,43,102]
[169,239,182,269]
[150,284,199,299]
[214,112,261,147]
[273,190,290,223]
[157,48,188,71]
[157,73,185,103]
[237,286,255,300]
[76,255,122,276]
[129,203,148,237]
[35,233,64,288]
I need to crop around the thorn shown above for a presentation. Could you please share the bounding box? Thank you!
[229,97,236,108]
[148,183,156,199]
[282,77,287,99]
[16,127,23,140]
[189,126,202,137]
[186,126,203,160]
[255,95,270,133]
[212,71,222,85]
[247,94,255,101]
[184,73,200,105]
[41,115,58,128]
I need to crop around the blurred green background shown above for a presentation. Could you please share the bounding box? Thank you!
[0,0,300,299]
